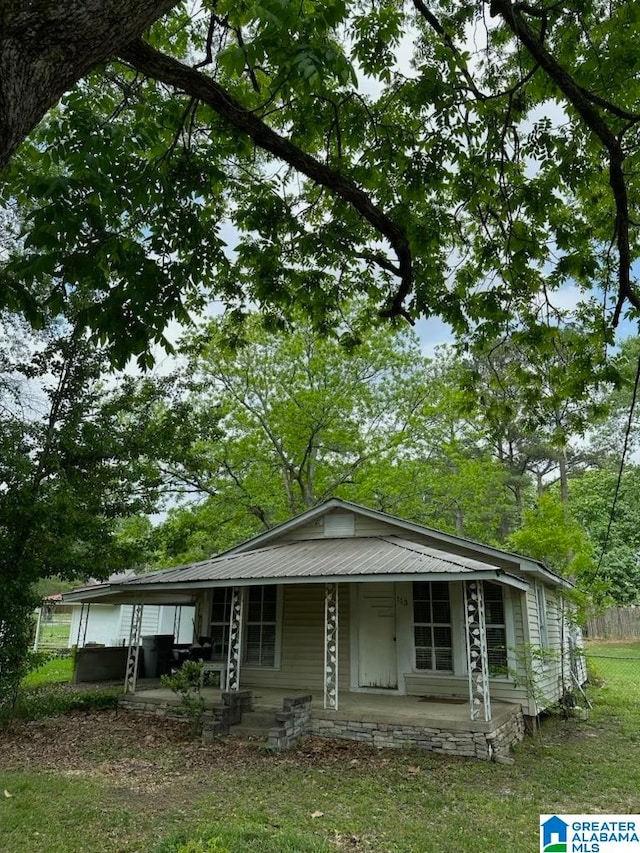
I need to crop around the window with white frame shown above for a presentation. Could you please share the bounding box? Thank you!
[536,583,549,649]
[484,582,508,674]
[413,581,452,671]
[209,587,233,661]
[244,584,278,667]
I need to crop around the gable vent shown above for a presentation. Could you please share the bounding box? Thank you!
[323,512,355,538]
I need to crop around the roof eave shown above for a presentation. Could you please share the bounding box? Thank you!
[66,569,529,603]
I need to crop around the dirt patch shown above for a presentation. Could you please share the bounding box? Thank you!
[0,707,412,808]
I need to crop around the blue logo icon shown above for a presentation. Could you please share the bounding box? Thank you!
[541,816,568,852]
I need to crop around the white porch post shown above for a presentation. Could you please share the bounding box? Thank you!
[226,586,244,691]
[324,582,339,710]
[33,603,44,651]
[464,580,492,722]
[124,603,143,694]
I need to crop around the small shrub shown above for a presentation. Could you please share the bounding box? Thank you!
[160,661,205,733]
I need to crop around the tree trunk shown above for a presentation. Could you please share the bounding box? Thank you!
[0,0,177,170]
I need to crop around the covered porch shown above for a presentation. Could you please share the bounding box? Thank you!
[118,683,525,761]
[114,576,518,725]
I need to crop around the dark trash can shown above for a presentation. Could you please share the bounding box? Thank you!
[142,634,175,678]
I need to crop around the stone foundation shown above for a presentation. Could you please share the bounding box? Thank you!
[119,689,525,761]
[119,694,188,721]
[267,695,313,750]
[309,706,525,762]
[119,689,254,740]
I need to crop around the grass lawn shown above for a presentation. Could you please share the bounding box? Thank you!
[21,655,74,688]
[1,641,639,853]
[35,620,72,650]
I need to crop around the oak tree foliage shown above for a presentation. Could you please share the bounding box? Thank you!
[0,0,639,371]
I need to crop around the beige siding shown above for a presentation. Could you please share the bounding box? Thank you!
[404,673,529,707]
[279,512,413,542]
[241,583,350,692]
[353,517,407,537]
[404,586,529,709]
[514,584,564,712]
[511,589,525,648]
[279,518,325,541]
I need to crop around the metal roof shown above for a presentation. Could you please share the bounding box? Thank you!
[123,536,499,583]
[66,536,528,597]
[220,497,569,587]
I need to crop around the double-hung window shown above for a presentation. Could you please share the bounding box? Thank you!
[209,584,279,667]
[413,581,452,671]
[244,585,278,667]
[484,582,508,674]
[536,583,549,649]
[209,587,233,661]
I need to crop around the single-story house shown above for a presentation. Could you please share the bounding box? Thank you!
[64,499,587,760]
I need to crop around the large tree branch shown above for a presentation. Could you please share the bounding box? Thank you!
[0,0,178,170]
[489,0,640,324]
[118,38,413,320]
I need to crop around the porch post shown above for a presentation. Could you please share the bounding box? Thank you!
[226,586,244,691]
[324,582,339,710]
[192,595,203,642]
[75,602,91,648]
[464,580,492,722]
[172,605,182,643]
[124,603,143,694]
[33,602,44,651]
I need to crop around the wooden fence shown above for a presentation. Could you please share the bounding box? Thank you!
[584,606,640,640]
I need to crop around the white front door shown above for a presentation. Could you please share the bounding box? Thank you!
[357,583,398,689]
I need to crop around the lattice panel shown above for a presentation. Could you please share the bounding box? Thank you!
[324,582,339,710]
[226,586,244,691]
[464,580,492,722]
[125,603,143,694]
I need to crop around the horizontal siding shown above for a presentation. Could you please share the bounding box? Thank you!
[517,584,564,711]
[535,585,563,707]
[118,605,160,644]
[353,517,406,537]
[512,591,525,648]
[241,583,350,692]
[279,518,324,541]
[404,674,528,706]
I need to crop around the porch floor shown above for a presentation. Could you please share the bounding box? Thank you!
[121,681,518,733]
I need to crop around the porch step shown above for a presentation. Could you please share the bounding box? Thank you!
[228,710,277,738]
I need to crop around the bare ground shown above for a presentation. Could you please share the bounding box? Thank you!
[0,706,417,803]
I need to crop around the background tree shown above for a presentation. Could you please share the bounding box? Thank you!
[1,1,640,371]
[569,468,640,605]
[506,493,608,611]
[145,315,524,564]
[0,313,194,709]
[457,324,616,507]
